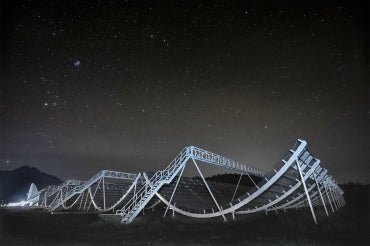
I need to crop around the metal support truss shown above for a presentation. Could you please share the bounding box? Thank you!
[231,174,243,202]
[154,140,342,223]
[22,139,344,225]
[164,164,186,217]
[192,158,226,221]
[296,159,317,224]
[190,146,266,178]
[314,174,329,216]
[323,181,335,213]
[48,170,138,212]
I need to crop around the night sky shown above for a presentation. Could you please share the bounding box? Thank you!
[1,0,369,183]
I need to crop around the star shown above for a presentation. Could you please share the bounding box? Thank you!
[0,0,368,186]
[74,60,81,67]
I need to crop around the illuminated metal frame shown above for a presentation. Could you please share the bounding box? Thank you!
[26,139,344,225]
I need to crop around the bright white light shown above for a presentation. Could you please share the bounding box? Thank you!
[7,200,30,207]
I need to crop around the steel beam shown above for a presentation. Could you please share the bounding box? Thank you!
[164,164,186,217]
[192,158,227,221]
[296,159,317,224]
[314,174,329,216]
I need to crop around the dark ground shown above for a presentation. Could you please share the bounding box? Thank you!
[0,186,369,245]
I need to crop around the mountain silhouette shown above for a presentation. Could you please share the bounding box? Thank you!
[0,166,62,204]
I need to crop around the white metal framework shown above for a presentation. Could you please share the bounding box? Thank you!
[22,139,344,224]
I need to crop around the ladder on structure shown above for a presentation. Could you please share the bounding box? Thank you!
[116,148,190,224]
[116,146,267,224]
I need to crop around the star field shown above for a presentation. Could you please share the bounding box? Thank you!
[1,0,369,183]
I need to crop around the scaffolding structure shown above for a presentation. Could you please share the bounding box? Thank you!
[23,139,344,224]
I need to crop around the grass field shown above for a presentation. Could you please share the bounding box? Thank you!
[0,185,369,245]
